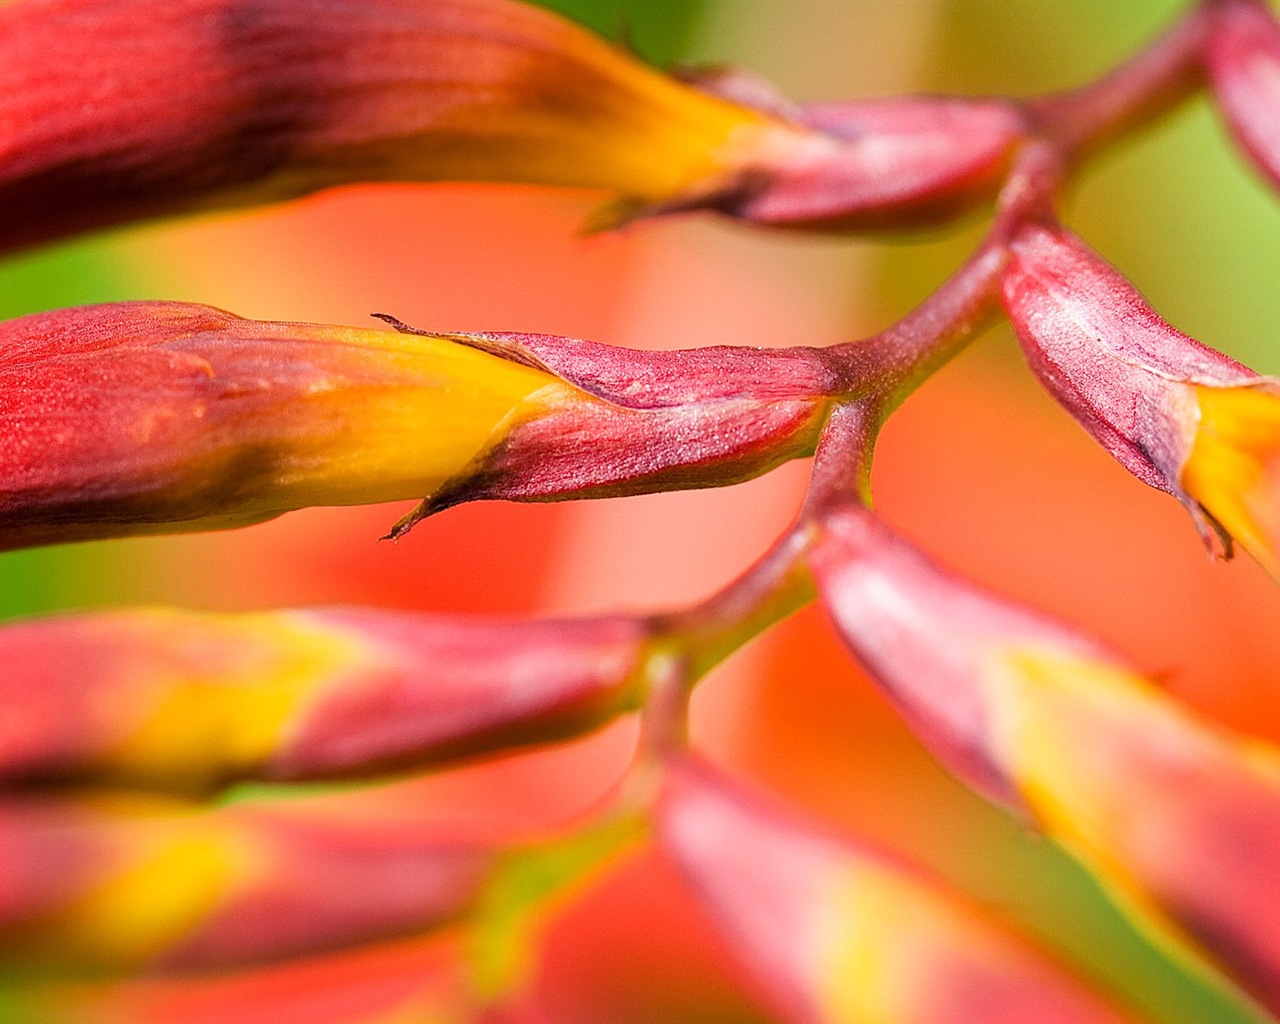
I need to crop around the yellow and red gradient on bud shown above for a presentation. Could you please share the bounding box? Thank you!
[656,758,1132,1024]
[809,504,1280,1015]
[1182,384,1280,579]
[0,0,763,250]
[0,302,838,550]
[0,786,494,972]
[1001,222,1280,579]
[0,605,649,793]
[0,0,1024,252]
[0,302,566,548]
[990,649,1280,1011]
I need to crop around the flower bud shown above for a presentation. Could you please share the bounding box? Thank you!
[0,605,650,792]
[1205,0,1280,194]
[15,934,471,1024]
[0,787,492,971]
[0,0,1025,252]
[392,322,839,530]
[689,87,1026,230]
[1001,222,1280,575]
[0,0,767,252]
[0,302,837,550]
[657,757,1132,1024]
[810,504,1280,1014]
[0,301,566,549]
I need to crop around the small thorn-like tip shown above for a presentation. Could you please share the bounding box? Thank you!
[370,312,427,335]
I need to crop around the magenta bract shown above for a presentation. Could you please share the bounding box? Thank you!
[0,605,650,791]
[1000,222,1260,538]
[657,757,1132,1024]
[374,320,841,532]
[807,504,1118,810]
[809,502,1280,1015]
[1206,0,1280,193]
[0,302,839,549]
[0,789,492,971]
[726,98,1026,229]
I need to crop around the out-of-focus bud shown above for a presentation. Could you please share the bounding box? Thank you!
[0,605,650,793]
[678,67,1026,230]
[0,302,838,550]
[0,787,493,972]
[0,0,1026,253]
[1001,222,1280,575]
[656,757,1133,1024]
[16,934,474,1024]
[1205,0,1280,193]
[810,504,1280,1016]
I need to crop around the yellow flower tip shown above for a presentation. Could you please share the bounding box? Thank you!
[100,610,371,791]
[266,324,569,511]
[986,647,1173,853]
[1182,384,1280,578]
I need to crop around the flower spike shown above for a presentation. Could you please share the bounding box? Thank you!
[0,0,1025,253]
[809,503,1280,1015]
[1001,221,1280,576]
[0,302,839,550]
[657,757,1134,1024]
[0,605,651,793]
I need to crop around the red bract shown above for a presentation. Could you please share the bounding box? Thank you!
[1206,0,1280,193]
[0,0,755,252]
[0,606,650,792]
[0,787,492,971]
[657,757,1133,1024]
[383,319,842,532]
[708,94,1026,229]
[0,302,838,550]
[809,503,1280,1015]
[1000,221,1280,559]
[0,0,1025,253]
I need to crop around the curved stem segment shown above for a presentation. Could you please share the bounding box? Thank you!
[1029,1,1218,158]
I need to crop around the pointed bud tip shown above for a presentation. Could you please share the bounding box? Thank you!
[1183,381,1280,579]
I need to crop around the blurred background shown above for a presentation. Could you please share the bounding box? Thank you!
[3,1,1279,1021]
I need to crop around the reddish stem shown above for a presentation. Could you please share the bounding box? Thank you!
[1029,2,1217,158]
[653,523,816,683]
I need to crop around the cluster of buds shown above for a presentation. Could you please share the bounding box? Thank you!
[3,0,1280,1022]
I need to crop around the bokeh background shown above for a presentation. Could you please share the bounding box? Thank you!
[3,1,1280,1021]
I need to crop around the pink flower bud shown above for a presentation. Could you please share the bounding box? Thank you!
[0,605,650,792]
[810,504,1280,1014]
[1205,0,1280,193]
[393,323,840,530]
[0,787,492,971]
[0,0,774,253]
[0,0,1022,251]
[0,302,837,549]
[657,757,1133,1024]
[705,95,1027,229]
[1001,222,1280,573]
